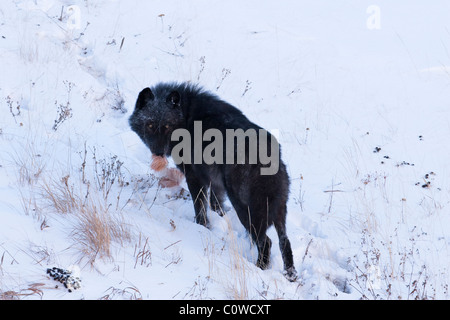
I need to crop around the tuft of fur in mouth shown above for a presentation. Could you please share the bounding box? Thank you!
[151,154,168,172]
[151,155,184,188]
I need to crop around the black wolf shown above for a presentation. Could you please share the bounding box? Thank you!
[129,82,297,281]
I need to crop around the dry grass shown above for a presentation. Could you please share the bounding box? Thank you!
[226,232,252,300]
[99,285,142,300]
[9,138,46,187]
[0,283,48,300]
[9,131,134,270]
[37,168,132,267]
[215,213,253,300]
[41,175,80,214]
[70,197,131,266]
[133,234,152,268]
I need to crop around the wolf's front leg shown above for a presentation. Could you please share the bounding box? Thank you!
[184,169,209,227]
[210,184,227,217]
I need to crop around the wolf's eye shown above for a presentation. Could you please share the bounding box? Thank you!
[148,124,153,129]
[165,124,169,129]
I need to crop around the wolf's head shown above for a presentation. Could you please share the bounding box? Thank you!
[129,86,185,157]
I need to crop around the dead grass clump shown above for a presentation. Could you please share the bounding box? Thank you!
[39,174,131,266]
[71,198,131,266]
[99,285,142,300]
[0,283,46,300]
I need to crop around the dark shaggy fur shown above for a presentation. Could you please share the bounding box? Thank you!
[129,82,297,281]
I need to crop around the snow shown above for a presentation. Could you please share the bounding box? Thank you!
[1,0,449,300]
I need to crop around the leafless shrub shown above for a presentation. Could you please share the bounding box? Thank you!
[349,227,439,300]
[241,80,252,97]
[92,148,125,200]
[216,68,231,90]
[53,81,74,131]
[6,95,21,124]
[197,56,206,81]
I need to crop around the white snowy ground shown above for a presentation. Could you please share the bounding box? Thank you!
[0,0,449,300]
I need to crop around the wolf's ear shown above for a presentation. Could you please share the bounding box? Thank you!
[167,91,181,107]
[136,87,154,109]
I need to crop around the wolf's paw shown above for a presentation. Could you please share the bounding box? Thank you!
[212,203,231,216]
[283,267,298,282]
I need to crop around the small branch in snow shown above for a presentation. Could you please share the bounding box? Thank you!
[164,240,181,251]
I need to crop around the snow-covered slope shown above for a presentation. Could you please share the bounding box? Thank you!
[1,0,449,299]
